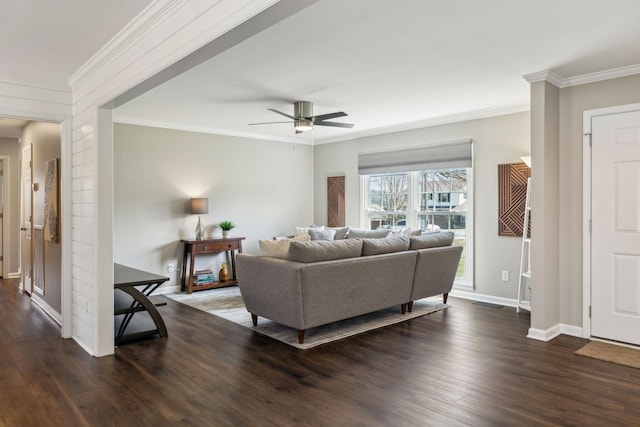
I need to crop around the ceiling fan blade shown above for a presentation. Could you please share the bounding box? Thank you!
[315,121,355,128]
[268,108,296,120]
[313,111,347,122]
[248,121,291,125]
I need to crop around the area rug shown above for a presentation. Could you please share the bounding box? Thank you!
[575,340,640,369]
[165,287,448,349]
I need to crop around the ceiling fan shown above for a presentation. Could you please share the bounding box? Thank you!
[249,101,355,134]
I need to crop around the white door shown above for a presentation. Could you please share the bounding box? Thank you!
[591,109,640,345]
[21,144,33,295]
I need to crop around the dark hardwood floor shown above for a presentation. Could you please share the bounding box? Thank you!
[1,278,639,426]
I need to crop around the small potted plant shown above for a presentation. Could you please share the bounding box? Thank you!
[218,220,235,238]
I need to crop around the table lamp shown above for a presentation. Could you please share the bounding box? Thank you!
[190,198,208,240]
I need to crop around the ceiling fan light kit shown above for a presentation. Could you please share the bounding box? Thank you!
[249,100,355,134]
[294,118,313,132]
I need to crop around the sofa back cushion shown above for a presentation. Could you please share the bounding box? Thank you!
[409,231,455,250]
[309,228,337,241]
[347,228,390,239]
[288,239,363,263]
[326,226,350,240]
[259,235,310,259]
[361,235,410,256]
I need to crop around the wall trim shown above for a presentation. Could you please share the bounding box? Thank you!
[317,104,530,145]
[527,323,583,342]
[449,289,518,308]
[31,294,62,326]
[0,70,71,94]
[523,63,640,88]
[8,272,20,279]
[581,102,640,341]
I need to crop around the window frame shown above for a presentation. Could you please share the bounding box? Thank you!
[360,169,474,289]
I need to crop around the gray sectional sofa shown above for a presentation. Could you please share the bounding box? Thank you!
[236,231,462,344]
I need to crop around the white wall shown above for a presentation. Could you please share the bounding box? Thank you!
[313,112,530,300]
[113,123,314,289]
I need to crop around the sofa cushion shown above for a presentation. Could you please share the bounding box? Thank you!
[409,231,455,250]
[259,235,310,259]
[309,228,336,241]
[390,227,422,237]
[326,226,350,240]
[294,225,324,237]
[288,239,363,263]
[347,228,390,239]
[361,235,410,256]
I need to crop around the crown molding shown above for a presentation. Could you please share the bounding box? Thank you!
[315,104,530,145]
[68,0,280,93]
[115,104,530,146]
[68,1,188,91]
[523,63,640,88]
[562,63,640,87]
[0,69,71,93]
[522,70,563,87]
[112,115,313,145]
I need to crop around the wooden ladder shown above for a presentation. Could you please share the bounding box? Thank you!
[517,177,532,313]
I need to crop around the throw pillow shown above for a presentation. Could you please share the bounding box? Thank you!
[347,228,390,239]
[361,235,410,256]
[288,239,363,263]
[326,226,350,240]
[294,225,324,237]
[309,228,337,241]
[409,231,455,250]
[259,235,310,259]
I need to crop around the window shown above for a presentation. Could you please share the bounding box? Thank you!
[362,167,472,286]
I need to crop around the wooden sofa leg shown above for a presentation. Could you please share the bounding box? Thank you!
[401,303,406,314]
[251,314,258,326]
[297,330,305,344]
[407,301,414,313]
[443,293,449,304]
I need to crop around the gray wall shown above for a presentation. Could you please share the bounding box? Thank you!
[0,137,20,277]
[313,112,531,300]
[113,123,314,289]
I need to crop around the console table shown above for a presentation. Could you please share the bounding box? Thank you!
[180,237,245,293]
[114,263,169,346]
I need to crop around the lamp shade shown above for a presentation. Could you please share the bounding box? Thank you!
[190,198,209,215]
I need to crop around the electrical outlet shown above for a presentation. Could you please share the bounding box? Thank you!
[501,270,509,282]
[167,263,175,273]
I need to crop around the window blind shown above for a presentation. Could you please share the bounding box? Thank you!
[358,139,472,175]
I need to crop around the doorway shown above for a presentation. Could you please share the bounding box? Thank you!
[584,103,640,345]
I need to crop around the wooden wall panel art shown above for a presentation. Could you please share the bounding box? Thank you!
[327,176,345,227]
[498,162,531,237]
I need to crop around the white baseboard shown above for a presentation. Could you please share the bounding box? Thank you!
[528,323,583,342]
[449,289,518,308]
[449,289,585,342]
[8,272,21,279]
[31,294,62,326]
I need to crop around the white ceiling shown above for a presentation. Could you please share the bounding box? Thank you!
[113,0,640,144]
[0,0,153,87]
[3,1,640,144]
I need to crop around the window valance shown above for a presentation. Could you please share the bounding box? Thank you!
[357,139,473,175]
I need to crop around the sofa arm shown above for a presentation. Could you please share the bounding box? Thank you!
[411,245,463,302]
[236,254,306,329]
